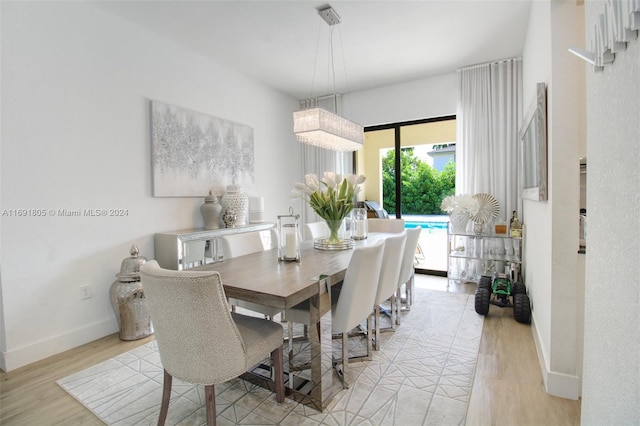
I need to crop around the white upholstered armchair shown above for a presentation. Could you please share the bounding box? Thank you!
[140,260,285,426]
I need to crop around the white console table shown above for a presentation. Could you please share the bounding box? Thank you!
[154,223,275,270]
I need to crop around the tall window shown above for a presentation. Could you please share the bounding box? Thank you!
[358,116,456,217]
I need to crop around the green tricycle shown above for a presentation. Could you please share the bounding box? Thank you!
[474,274,531,324]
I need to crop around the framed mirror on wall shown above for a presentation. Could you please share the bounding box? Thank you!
[520,82,548,201]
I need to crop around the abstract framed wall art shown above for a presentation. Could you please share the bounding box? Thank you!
[150,100,255,197]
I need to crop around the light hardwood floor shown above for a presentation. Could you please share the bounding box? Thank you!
[420,276,581,426]
[0,275,580,425]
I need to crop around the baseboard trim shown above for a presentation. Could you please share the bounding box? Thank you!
[531,317,581,400]
[416,269,447,277]
[1,318,117,372]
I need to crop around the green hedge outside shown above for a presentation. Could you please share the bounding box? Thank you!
[382,148,456,215]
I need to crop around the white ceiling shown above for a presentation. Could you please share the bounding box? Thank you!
[94,1,532,100]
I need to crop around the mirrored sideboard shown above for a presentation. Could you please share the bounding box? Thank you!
[155,223,275,270]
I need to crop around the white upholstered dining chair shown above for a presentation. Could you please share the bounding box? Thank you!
[285,240,385,388]
[220,231,265,258]
[221,232,282,320]
[396,226,422,324]
[304,221,330,240]
[140,260,285,426]
[371,231,407,350]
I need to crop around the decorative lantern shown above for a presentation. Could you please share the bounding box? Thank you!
[277,208,300,262]
[351,207,368,240]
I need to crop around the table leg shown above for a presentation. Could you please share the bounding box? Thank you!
[243,282,342,411]
[306,287,341,410]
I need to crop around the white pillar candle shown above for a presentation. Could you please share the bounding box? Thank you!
[285,232,297,258]
[356,221,364,237]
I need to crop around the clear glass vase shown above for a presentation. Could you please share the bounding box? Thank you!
[314,218,354,250]
[326,219,343,244]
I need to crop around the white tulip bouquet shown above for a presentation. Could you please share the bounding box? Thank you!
[292,172,366,244]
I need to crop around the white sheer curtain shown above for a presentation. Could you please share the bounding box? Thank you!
[456,58,522,220]
[299,144,352,225]
[297,95,354,225]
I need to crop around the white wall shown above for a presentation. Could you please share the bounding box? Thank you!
[344,72,458,127]
[520,0,583,399]
[548,0,583,390]
[0,2,299,371]
[581,1,640,423]
[521,3,553,385]
[0,1,5,362]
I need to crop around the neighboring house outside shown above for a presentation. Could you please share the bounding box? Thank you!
[428,143,456,171]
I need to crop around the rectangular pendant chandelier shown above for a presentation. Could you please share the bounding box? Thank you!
[293,107,363,152]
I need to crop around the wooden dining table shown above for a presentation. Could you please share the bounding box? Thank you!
[194,232,391,411]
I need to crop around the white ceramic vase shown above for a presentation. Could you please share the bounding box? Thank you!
[221,185,248,226]
[449,210,469,234]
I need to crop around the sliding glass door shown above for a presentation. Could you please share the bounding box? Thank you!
[357,116,456,274]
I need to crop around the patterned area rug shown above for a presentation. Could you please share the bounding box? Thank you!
[57,289,483,425]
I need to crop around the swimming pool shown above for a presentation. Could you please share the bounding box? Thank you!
[403,215,449,231]
[405,221,448,230]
